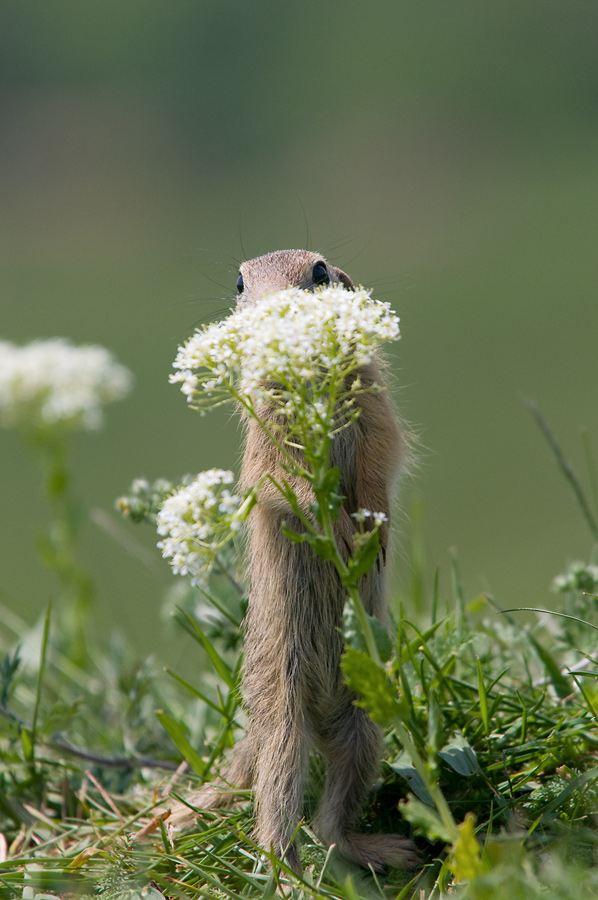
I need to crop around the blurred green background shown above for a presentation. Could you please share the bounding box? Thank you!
[2,1,597,667]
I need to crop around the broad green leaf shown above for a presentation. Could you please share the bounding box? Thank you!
[387,753,433,805]
[438,733,482,777]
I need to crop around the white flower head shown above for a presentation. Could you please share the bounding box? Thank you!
[169,284,400,441]
[156,469,242,587]
[0,338,133,432]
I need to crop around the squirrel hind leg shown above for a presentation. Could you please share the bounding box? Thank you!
[167,734,256,828]
[314,697,418,871]
[252,717,312,875]
[336,832,420,872]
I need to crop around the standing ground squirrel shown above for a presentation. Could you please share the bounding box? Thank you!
[170,250,417,873]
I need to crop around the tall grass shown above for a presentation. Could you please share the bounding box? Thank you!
[2,337,598,898]
[1,410,598,898]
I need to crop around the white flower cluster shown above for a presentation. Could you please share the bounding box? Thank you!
[170,284,400,411]
[156,469,242,587]
[0,338,133,432]
[552,561,598,594]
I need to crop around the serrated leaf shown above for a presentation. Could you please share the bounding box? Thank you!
[343,529,380,584]
[400,794,455,842]
[448,812,488,881]
[341,647,404,725]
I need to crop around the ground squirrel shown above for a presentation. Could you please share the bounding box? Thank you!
[171,250,416,873]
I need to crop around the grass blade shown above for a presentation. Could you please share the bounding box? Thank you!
[155,709,205,777]
[476,657,489,735]
[524,398,598,542]
[175,608,235,689]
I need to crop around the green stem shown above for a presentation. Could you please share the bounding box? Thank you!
[28,431,94,665]
[394,718,458,841]
[347,586,381,665]
[230,387,313,480]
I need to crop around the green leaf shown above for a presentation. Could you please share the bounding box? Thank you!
[438,733,482,777]
[30,602,51,763]
[156,709,205,777]
[317,465,342,495]
[164,669,223,714]
[176,609,235,690]
[427,689,443,753]
[538,768,598,822]
[476,656,490,735]
[282,521,340,562]
[448,812,488,881]
[343,598,392,662]
[528,632,572,700]
[341,647,405,725]
[310,535,336,561]
[400,794,455,843]
[387,752,433,805]
[21,727,33,762]
[281,524,309,544]
[343,529,380,584]
[314,466,345,520]
[397,618,444,665]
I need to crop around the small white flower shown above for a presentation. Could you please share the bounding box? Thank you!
[350,509,387,529]
[0,338,133,432]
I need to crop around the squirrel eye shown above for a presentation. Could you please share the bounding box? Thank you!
[312,262,330,286]
[236,273,244,294]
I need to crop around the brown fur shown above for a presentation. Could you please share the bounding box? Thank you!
[169,251,417,873]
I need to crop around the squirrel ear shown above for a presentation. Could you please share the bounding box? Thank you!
[331,267,354,289]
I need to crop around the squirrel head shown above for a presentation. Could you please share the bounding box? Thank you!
[236,250,353,304]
